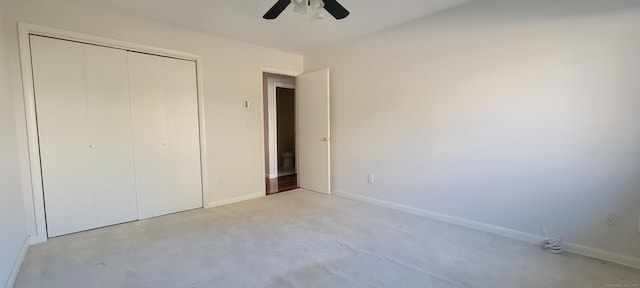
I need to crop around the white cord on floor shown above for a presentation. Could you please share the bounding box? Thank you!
[541,237,565,254]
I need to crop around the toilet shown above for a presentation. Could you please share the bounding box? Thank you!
[281,151,295,171]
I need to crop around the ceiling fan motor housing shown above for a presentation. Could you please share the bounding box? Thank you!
[292,0,307,15]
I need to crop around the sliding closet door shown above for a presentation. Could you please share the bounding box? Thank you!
[32,36,93,237]
[31,36,137,237]
[84,43,138,228]
[163,57,203,213]
[128,52,202,219]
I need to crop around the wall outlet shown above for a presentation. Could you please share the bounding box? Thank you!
[604,210,617,225]
[367,174,374,184]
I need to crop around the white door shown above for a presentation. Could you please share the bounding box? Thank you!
[296,69,331,194]
[128,52,203,219]
[84,42,139,228]
[31,36,137,237]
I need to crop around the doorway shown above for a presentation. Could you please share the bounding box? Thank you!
[263,73,298,195]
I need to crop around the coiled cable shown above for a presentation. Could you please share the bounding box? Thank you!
[541,237,565,254]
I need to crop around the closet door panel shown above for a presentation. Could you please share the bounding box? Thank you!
[32,36,138,237]
[128,52,170,219]
[31,36,95,237]
[129,52,202,219]
[84,45,138,227]
[164,59,203,212]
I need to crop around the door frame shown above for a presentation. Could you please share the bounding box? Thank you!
[259,68,299,195]
[17,23,209,243]
[267,82,296,179]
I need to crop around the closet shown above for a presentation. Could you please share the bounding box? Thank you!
[30,35,202,237]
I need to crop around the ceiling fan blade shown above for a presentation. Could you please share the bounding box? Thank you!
[323,0,349,19]
[263,0,291,19]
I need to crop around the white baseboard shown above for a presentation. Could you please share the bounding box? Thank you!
[4,236,32,288]
[564,242,640,270]
[206,192,264,208]
[278,172,296,177]
[333,190,640,270]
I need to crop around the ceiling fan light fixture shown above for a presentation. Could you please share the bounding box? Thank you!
[310,0,325,11]
[292,0,307,15]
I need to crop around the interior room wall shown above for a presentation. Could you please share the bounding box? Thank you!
[276,88,296,174]
[3,0,303,235]
[305,0,640,260]
[0,0,29,286]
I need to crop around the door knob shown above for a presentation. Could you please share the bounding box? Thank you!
[322,137,328,142]
[89,144,96,149]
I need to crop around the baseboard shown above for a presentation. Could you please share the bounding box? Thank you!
[4,236,32,288]
[333,190,640,270]
[564,242,640,270]
[278,172,296,177]
[206,193,264,208]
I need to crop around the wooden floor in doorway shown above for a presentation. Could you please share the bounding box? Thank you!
[266,174,298,195]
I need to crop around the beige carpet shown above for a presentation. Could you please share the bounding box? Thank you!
[15,189,640,287]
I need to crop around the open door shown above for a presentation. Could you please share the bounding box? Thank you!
[297,69,330,194]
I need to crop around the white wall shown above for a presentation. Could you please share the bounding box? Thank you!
[305,0,640,259]
[4,0,302,238]
[0,0,29,286]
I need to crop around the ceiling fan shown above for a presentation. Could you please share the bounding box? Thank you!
[263,0,350,20]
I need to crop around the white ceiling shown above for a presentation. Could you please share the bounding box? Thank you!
[76,0,472,54]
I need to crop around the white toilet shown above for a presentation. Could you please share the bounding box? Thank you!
[281,151,295,172]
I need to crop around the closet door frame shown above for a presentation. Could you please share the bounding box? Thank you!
[17,23,209,243]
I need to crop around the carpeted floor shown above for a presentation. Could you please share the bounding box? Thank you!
[15,189,640,287]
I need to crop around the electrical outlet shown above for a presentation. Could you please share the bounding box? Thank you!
[604,210,617,225]
[367,174,374,184]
